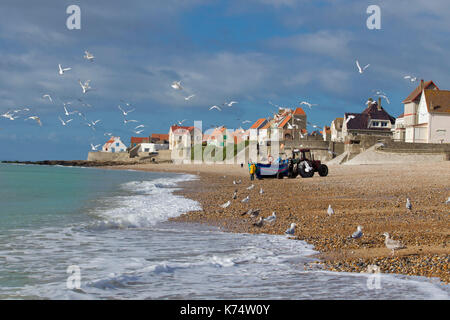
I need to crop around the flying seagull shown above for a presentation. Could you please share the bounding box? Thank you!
[404,75,417,82]
[177,119,187,125]
[58,64,72,75]
[135,125,145,129]
[90,144,101,151]
[118,105,135,116]
[184,95,195,101]
[209,105,222,111]
[134,130,144,135]
[224,101,238,107]
[25,116,42,126]
[84,50,95,62]
[285,223,296,235]
[299,101,317,109]
[58,116,73,126]
[171,81,183,90]
[123,119,138,125]
[345,115,356,126]
[42,94,53,103]
[356,60,370,74]
[383,232,406,256]
[242,120,251,124]
[78,80,91,94]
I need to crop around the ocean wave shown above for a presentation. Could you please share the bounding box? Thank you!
[88,174,201,229]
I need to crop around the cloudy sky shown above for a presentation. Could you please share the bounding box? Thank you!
[0,0,449,160]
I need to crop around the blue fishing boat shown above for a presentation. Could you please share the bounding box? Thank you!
[255,160,289,179]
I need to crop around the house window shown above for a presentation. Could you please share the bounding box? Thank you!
[116,142,120,147]
[381,122,387,127]
[372,121,379,127]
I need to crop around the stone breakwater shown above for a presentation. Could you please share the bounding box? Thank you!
[166,163,450,284]
[1,160,139,167]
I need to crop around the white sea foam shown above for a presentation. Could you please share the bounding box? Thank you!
[90,174,201,228]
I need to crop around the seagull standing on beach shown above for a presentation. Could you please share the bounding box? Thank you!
[253,217,264,228]
[220,201,231,208]
[356,60,370,74]
[445,197,450,204]
[241,196,249,203]
[250,209,260,218]
[259,187,264,195]
[383,232,406,255]
[285,223,296,235]
[351,226,363,239]
[58,64,71,75]
[232,190,238,200]
[247,184,255,190]
[406,198,412,211]
[233,180,242,185]
[264,212,276,223]
[327,205,334,216]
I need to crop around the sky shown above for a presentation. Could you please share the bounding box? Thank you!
[0,0,449,161]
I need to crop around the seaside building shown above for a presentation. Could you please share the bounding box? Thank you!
[330,118,344,142]
[322,126,331,141]
[102,136,127,153]
[341,98,395,142]
[168,125,202,150]
[401,80,450,143]
[138,143,169,153]
[392,114,405,141]
[130,136,149,148]
[150,134,169,144]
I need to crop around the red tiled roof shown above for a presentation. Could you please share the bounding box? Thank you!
[151,133,169,141]
[402,80,438,103]
[250,118,267,129]
[131,137,149,144]
[278,115,292,128]
[397,113,404,118]
[293,107,306,115]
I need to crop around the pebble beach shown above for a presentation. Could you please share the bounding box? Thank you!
[109,162,450,284]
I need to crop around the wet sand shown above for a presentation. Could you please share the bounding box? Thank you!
[107,162,450,283]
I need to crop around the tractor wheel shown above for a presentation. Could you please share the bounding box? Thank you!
[318,164,329,177]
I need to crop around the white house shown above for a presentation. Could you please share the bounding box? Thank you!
[392,114,406,141]
[330,118,344,142]
[102,136,127,153]
[139,143,169,153]
[168,125,202,150]
[406,88,450,143]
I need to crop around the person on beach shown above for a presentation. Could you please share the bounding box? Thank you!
[249,162,256,181]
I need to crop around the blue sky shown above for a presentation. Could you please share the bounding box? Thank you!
[0,0,449,160]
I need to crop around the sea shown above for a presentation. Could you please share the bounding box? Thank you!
[0,163,448,300]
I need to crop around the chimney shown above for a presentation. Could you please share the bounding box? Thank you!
[420,79,424,91]
[377,97,382,110]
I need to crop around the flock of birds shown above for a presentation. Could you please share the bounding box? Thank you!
[220,181,449,255]
[0,50,153,148]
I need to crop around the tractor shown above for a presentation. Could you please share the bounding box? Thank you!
[287,148,328,178]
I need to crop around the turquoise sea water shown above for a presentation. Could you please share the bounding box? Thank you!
[0,163,448,299]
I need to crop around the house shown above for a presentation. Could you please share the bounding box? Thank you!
[206,126,227,147]
[330,118,344,142]
[322,126,331,141]
[392,114,405,141]
[102,136,127,153]
[130,136,149,148]
[168,125,202,150]
[292,107,307,131]
[138,143,169,153]
[342,98,395,141]
[402,80,450,143]
[150,133,169,144]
